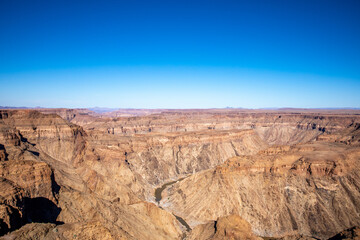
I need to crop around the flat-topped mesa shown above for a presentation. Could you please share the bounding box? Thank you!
[0,110,87,165]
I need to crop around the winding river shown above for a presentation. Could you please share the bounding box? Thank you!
[154,178,191,233]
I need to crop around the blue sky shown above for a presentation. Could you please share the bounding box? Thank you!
[1,0,359,108]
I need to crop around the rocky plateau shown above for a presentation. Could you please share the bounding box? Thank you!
[0,108,359,239]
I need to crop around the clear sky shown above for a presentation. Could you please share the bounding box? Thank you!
[1,0,359,108]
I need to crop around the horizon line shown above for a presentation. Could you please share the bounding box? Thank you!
[1,106,360,111]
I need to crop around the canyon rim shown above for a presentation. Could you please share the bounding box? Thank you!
[0,108,359,239]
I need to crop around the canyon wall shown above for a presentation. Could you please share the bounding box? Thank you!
[161,142,360,238]
[0,109,359,239]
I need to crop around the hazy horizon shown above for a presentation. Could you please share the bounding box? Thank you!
[1,1,359,108]
[1,106,360,111]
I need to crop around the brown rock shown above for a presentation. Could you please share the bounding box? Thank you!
[188,215,262,240]
[1,109,360,239]
[0,223,55,240]
[161,142,360,239]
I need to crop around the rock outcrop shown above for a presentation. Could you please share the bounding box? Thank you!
[187,214,262,240]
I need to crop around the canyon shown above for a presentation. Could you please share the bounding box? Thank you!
[0,108,359,239]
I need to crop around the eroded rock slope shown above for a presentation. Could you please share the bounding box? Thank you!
[0,108,359,239]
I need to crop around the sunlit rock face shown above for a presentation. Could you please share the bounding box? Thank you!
[0,109,359,239]
[161,142,360,238]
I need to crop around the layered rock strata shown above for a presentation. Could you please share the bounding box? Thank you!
[0,109,359,239]
[161,142,360,239]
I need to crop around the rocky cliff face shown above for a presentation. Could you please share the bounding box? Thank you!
[0,111,59,236]
[124,129,267,188]
[0,109,359,239]
[161,142,360,239]
[0,110,183,239]
[61,109,360,188]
